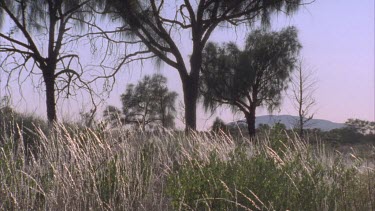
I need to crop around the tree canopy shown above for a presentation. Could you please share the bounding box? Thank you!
[0,0,100,124]
[200,27,301,136]
[94,0,305,131]
[104,74,177,130]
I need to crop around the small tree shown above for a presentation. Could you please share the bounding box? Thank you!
[290,60,317,137]
[112,74,177,130]
[200,27,301,137]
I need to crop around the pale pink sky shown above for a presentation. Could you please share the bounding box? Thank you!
[1,0,374,130]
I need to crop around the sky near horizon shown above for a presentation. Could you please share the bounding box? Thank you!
[0,0,374,130]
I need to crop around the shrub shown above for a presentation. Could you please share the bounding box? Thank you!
[167,136,375,210]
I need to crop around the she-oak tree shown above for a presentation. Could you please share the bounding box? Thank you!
[200,27,301,137]
[97,0,306,131]
[0,0,98,125]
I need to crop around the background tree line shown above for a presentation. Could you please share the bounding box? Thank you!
[0,0,306,133]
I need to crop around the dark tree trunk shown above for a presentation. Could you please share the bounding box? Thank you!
[245,105,257,137]
[298,71,304,138]
[182,44,203,132]
[299,115,304,138]
[44,71,56,125]
[182,75,198,132]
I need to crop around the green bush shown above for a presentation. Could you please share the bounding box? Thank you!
[0,106,48,160]
[167,142,375,210]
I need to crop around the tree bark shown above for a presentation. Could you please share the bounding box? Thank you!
[182,75,198,132]
[44,72,57,125]
[299,115,304,138]
[182,43,203,132]
[245,105,257,137]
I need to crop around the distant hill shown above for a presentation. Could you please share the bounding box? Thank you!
[228,115,345,131]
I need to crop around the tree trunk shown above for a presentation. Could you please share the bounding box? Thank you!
[44,73,57,125]
[299,115,304,138]
[298,65,304,138]
[245,105,257,137]
[182,43,203,132]
[182,76,198,132]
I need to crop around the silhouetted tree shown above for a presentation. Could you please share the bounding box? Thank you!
[105,74,177,130]
[290,59,317,137]
[95,0,306,131]
[200,27,301,137]
[0,0,98,125]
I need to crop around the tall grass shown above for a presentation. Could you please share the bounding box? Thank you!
[0,122,374,210]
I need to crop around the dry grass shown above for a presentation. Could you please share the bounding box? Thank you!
[0,124,374,210]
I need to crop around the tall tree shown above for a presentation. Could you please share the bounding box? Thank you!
[0,0,96,124]
[97,0,306,131]
[200,27,301,137]
[105,74,177,130]
[290,59,317,137]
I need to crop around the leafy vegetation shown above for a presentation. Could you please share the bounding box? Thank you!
[104,74,178,130]
[167,147,374,210]
[0,1,372,209]
[0,112,374,210]
[0,105,48,159]
[95,0,305,131]
[200,27,301,136]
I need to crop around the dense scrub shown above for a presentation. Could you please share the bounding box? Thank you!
[0,115,374,210]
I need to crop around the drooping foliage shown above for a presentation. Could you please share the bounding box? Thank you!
[200,27,301,136]
[0,0,98,124]
[93,0,305,131]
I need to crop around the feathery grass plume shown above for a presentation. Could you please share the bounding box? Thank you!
[0,119,374,210]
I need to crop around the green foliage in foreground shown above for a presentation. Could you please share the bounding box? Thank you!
[0,106,48,158]
[167,146,375,210]
[0,117,374,210]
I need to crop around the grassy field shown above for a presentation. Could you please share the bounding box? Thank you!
[0,122,374,210]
